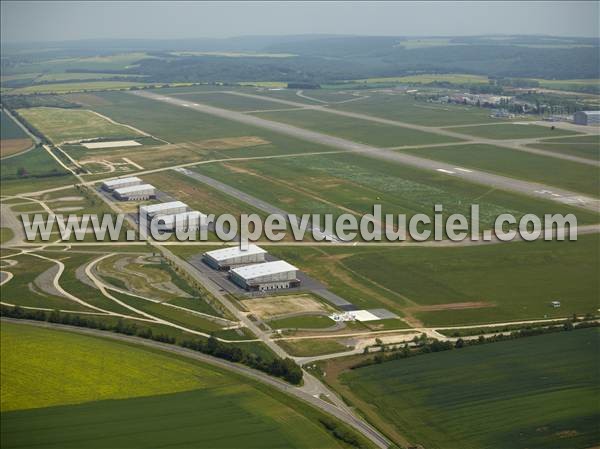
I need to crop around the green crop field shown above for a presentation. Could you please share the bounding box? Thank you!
[528,135,600,161]
[450,123,579,139]
[1,322,359,449]
[331,93,505,126]
[0,110,32,157]
[16,107,142,144]
[251,108,463,147]
[1,110,28,139]
[339,328,600,449]
[399,143,600,197]
[0,146,73,194]
[268,234,599,326]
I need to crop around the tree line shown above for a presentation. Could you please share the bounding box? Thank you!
[353,319,598,369]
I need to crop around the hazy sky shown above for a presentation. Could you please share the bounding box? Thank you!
[2,1,598,43]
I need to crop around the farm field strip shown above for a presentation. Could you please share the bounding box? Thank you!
[336,328,600,449]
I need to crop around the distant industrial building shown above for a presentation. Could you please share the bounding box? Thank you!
[574,111,600,126]
[229,260,299,291]
[102,176,142,191]
[140,201,188,219]
[203,244,266,270]
[154,210,207,232]
[113,184,156,201]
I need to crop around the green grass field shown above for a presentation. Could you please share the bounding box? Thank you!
[354,73,490,84]
[35,73,144,82]
[171,91,299,112]
[1,322,359,449]
[1,52,155,77]
[333,93,506,127]
[0,146,73,193]
[16,107,142,144]
[268,315,336,330]
[0,253,99,312]
[6,81,151,95]
[399,143,600,197]
[0,227,14,244]
[277,338,349,357]
[528,135,599,161]
[450,123,579,139]
[194,152,600,230]
[340,328,600,449]
[252,108,463,147]
[84,91,337,163]
[268,234,599,326]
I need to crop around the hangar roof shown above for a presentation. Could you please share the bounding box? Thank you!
[102,176,142,188]
[113,184,155,194]
[204,244,266,262]
[231,260,298,280]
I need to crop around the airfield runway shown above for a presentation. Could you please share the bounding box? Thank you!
[133,91,600,213]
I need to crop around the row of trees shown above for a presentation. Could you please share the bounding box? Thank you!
[0,305,302,385]
[180,338,302,385]
[354,319,598,369]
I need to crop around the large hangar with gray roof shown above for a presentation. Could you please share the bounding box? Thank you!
[229,260,299,291]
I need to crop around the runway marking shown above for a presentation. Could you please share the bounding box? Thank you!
[436,168,455,174]
[454,167,473,173]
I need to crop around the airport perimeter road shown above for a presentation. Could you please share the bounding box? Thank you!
[2,318,392,449]
[133,91,600,213]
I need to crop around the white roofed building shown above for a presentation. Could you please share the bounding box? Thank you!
[140,201,188,219]
[203,244,266,270]
[574,111,600,126]
[113,184,156,201]
[153,210,208,232]
[102,176,142,191]
[229,260,299,291]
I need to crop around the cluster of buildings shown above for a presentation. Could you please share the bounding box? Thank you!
[434,93,513,107]
[101,177,207,232]
[101,176,156,201]
[203,244,300,292]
